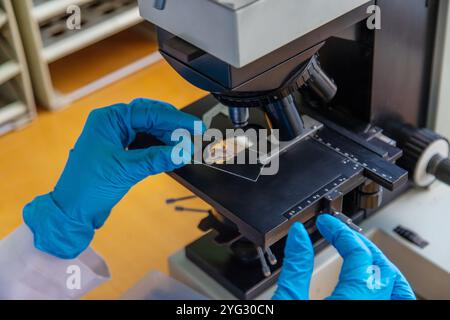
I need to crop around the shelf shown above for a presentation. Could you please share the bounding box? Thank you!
[0,100,27,125]
[0,60,20,85]
[0,8,6,29]
[49,26,160,94]
[42,6,143,63]
[0,0,35,135]
[33,0,94,23]
[12,0,155,109]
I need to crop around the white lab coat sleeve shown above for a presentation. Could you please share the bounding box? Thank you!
[0,224,111,300]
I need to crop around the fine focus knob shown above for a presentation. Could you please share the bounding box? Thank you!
[392,125,450,187]
[428,155,450,186]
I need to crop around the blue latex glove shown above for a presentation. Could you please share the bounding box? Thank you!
[23,98,204,259]
[273,215,416,300]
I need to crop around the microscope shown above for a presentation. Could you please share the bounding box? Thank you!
[135,0,450,299]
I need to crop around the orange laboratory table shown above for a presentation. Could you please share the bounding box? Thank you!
[0,60,209,299]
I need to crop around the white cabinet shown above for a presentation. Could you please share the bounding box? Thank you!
[13,0,161,110]
[0,0,35,136]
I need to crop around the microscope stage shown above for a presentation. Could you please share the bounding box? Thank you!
[130,96,407,248]
[165,96,406,248]
[173,133,362,247]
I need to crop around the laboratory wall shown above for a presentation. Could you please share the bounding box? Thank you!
[431,0,450,139]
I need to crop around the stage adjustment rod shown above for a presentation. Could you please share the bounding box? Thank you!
[257,247,272,277]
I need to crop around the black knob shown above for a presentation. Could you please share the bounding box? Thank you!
[428,155,450,186]
[386,124,450,187]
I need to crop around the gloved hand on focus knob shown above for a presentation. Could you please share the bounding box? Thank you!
[273,215,416,300]
[23,98,204,259]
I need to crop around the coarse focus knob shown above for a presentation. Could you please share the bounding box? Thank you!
[393,126,450,187]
